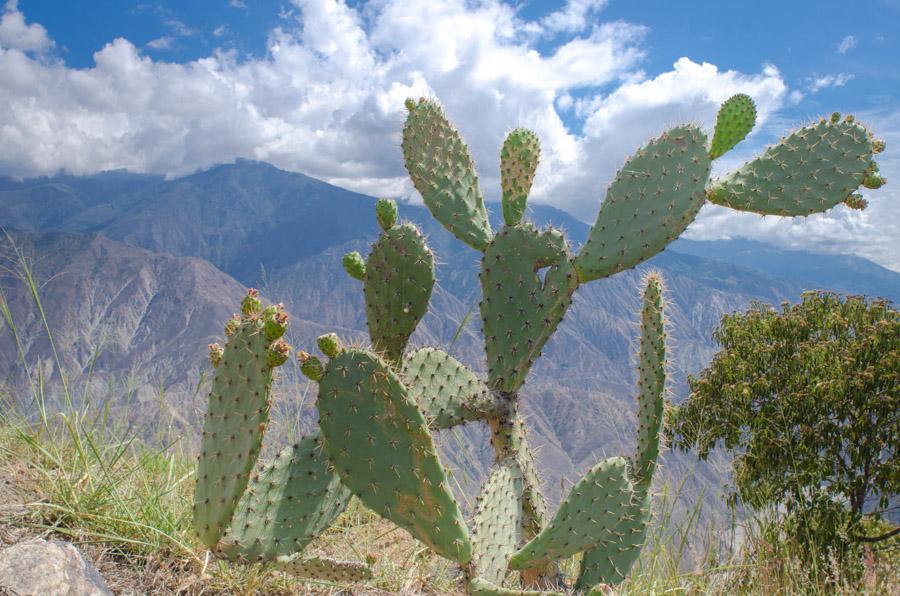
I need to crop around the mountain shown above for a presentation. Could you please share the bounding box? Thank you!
[670,238,900,304]
[2,161,898,515]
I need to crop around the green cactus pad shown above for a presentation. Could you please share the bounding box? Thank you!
[343,251,367,280]
[501,128,541,226]
[575,489,652,589]
[468,578,565,596]
[216,432,351,562]
[401,347,503,429]
[508,457,635,569]
[707,117,880,215]
[709,94,756,159]
[632,274,666,487]
[193,315,282,548]
[364,223,435,361]
[402,97,493,251]
[480,224,578,391]
[375,197,399,230]
[275,555,373,582]
[472,458,524,586]
[575,126,710,283]
[317,349,472,563]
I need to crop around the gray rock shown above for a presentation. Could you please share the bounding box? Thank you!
[0,539,112,596]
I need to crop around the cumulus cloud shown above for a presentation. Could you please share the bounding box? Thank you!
[838,34,856,54]
[0,0,52,53]
[0,0,896,270]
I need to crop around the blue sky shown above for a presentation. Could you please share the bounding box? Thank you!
[2,0,899,269]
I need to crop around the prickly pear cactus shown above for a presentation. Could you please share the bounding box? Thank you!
[192,290,372,582]
[196,93,887,593]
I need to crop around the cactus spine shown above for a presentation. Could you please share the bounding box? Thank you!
[194,94,886,592]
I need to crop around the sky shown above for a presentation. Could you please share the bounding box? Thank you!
[1,0,898,271]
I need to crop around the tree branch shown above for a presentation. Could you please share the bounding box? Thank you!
[853,526,900,543]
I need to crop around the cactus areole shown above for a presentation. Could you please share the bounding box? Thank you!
[193,96,887,592]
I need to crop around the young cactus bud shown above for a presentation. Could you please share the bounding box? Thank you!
[224,314,241,337]
[872,139,886,154]
[263,303,289,340]
[375,198,398,231]
[343,251,366,280]
[298,351,325,381]
[863,172,887,190]
[208,343,224,368]
[844,193,868,210]
[241,288,262,316]
[267,338,291,367]
[317,333,342,359]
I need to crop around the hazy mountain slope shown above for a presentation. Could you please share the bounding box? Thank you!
[671,238,900,304]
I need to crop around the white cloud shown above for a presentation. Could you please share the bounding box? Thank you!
[539,0,608,34]
[807,72,853,93]
[0,0,896,271]
[229,0,248,8]
[146,36,174,50]
[838,34,856,54]
[0,0,52,53]
[213,25,228,38]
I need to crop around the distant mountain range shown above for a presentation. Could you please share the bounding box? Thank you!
[2,160,898,514]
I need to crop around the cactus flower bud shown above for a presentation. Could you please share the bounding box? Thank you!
[267,338,291,367]
[241,288,262,316]
[317,333,342,359]
[844,193,868,210]
[263,302,289,340]
[224,314,241,336]
[208,343,224,368]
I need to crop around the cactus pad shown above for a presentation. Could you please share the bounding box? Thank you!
[317,349,472,563]
[709,94,756,159]
[480,224,578,391]
[469,578,565,596]
[508,457,635,569]
[501,129,541,226]
[217,433,351,562]
[575,126,710,283]
[708,116,881,215]
[401,347,503,429]
[472,458,524,586]
[275,555,374,582]
[632,274,666,487]
[342,251,366,280]
[193,310,282,548]
[575,489,652,589]
[402,97,493,251]
[364,223,435,361]
[375,197,399,230]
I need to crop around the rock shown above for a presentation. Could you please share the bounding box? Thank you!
[0,539,112,596]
